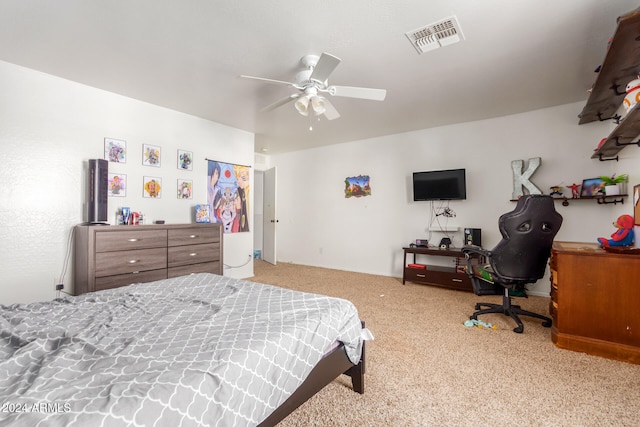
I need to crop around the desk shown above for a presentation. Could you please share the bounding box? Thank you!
[402,246,477,292]
[550,241,640,364]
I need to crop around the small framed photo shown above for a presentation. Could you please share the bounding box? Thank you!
[143,144,161,167]
[196,204,211,223]
[177,149,193,171]
[177,179,193,199]
[580,177,604,197]
[108,173,127,197]
[143,176,162,198]
[104,138,126,163]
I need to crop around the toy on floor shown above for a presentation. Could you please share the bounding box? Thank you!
[597,214,635,247]
[464,319,497,330]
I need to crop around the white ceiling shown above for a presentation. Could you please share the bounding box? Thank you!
[0,0,636,154]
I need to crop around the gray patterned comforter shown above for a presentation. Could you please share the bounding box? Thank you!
[0,273,366,426]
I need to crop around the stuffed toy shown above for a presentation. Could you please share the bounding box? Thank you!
[624,78,640,113]
[597,214,635,247]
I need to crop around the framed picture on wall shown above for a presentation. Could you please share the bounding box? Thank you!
[108,173,126,197]
[580,177,604,197]
[177,179,193,199]
[104,138,126,163]
[142,144,161,167]
[143,176,162,198]
[177,149,193,170]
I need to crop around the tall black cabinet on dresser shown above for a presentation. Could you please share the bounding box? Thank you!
[74,223,223,295]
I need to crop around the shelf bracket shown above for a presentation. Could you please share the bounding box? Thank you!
[597,153,619,162]
[596,112,622,123]
[614,136,640,148]
[597,196,624,205]
[610,83,626,96]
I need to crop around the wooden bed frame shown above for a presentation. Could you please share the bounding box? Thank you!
[258,329,366,426]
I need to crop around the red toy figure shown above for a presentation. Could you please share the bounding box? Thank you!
[567,183,581,198]
[597,214,635,247]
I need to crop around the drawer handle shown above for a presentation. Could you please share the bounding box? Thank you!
[189,235,197,238]
[128,259,139,264]
[128,238,140,242]
[189,253,198,257]
[452,278,463,282]
[417,274,426,278]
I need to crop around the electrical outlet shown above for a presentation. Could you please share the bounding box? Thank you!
[56,283,64,291]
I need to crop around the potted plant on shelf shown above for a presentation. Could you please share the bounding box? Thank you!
[599,173,629,196]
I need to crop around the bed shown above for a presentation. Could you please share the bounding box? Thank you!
[0,273,370,426]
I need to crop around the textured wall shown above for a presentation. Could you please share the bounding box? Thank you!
[269,102,638,296]
[0,61,254,304]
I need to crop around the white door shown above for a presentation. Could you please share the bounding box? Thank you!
[263,167,277,265]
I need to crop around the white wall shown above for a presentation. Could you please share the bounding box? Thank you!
[2,59,638,304]
[0,60,255,304]
[269,102,639,296]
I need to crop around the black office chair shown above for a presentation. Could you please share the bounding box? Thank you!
[462,195,563,333]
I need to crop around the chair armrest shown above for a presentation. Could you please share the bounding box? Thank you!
[461,245,491,259]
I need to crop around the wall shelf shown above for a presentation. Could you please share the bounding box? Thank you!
[511,195,628,206]
[590,107,640,161]
[579,7,640,160]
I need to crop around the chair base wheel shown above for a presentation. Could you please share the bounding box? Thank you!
[469,294,553,333]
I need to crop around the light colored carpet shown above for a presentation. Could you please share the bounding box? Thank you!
[250,260,640,427]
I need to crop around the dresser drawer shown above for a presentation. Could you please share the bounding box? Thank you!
[95,247,167,277]
[167,261,222,278]
[95,229,167,252]
[95,269,168,292]
[168,227,220,247]
[404,266,471,291]
[168,243,219,268]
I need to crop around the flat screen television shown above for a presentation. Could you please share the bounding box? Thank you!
[412,168,466,201]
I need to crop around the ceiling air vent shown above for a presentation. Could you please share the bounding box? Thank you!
[405,16,464,54]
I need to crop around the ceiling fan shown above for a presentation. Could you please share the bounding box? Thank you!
[241,52,386,121]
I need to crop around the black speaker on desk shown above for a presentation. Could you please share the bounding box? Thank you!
[464,228,481,246]
[87,159,108,224]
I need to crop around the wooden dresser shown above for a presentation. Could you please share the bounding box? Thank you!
[550,241,640,364]
[74,223,223,295]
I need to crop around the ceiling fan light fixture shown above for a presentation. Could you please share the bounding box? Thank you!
[310,95,326,115]
[294,95,310,116]
[241,51,385,122]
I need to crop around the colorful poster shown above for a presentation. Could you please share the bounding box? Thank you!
[108,173,126,197]
[143,176,162,198]
[207,160,250,233]
[177,179,193,199]
[104,138,126,163]
[345,175,371,198]
[143,144,161,167]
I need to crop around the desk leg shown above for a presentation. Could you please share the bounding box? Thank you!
[402,251,407,284]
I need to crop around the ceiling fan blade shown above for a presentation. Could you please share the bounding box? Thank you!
[309,53,341,83]
[330,85,387,101]
[261,93,300,112]
[322,98,341,120]
[240,75,296,87]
